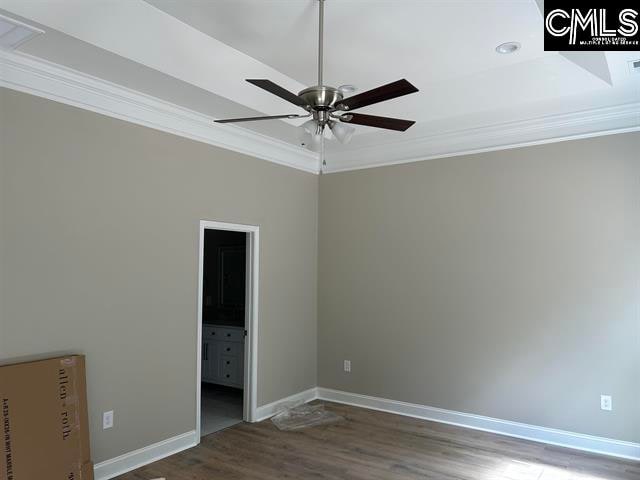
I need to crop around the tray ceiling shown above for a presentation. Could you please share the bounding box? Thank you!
[1,0,638,172]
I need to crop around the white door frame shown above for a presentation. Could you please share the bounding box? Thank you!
[196,220,259,440]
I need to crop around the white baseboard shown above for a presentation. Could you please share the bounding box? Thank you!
[92,387,639,479]
[93,430,198,480]
[255,387,319,422]
[316,387,640,461]
[92,386,319,480]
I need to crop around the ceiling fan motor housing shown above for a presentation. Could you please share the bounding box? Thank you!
[299,86,344,128]
[299,86,343,111]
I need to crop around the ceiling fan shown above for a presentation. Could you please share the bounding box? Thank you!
[214,0,419,164]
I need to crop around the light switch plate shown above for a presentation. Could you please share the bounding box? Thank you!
[344,360,351,373]
[103,410,114,429]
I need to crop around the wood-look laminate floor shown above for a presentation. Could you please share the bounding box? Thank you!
[116,401,639,480]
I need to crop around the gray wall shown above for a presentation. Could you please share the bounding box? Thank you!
[2,85,638,461]
[318,133,640,443]
[0,88,318,462]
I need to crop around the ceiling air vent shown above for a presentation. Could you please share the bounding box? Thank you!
[629,59,640,76]
[0,14,44,50]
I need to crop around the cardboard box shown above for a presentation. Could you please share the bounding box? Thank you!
[81,462,94,480]
[0,355,93,480]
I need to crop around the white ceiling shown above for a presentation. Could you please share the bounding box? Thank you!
[146,0,607,124]
[147,0,548,88]
[1,0,638,171]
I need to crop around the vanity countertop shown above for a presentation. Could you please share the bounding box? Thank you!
[203,322,244,329]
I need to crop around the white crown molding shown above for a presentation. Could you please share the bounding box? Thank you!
[324,102,640,173]
[93,430,197,480]
[317,388,640,461]
[2,50,638,176]
[0,50,320,174]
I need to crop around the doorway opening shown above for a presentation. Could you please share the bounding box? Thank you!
[197,221,259,439]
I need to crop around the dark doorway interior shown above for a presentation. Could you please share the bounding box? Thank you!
[203,229,247,327]
[201,229,247,436]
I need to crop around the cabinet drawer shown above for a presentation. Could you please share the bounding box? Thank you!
[218,327,244,342]
[220,355,241,384]
[203,326,244,342]
[219,341,241,356]
[203,325,215,338]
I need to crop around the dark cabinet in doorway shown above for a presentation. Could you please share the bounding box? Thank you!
[202,324,244,388]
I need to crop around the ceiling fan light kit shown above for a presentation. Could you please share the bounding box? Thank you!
[214,0,419,168]
[299,128,323,153]
[329,121,356,144]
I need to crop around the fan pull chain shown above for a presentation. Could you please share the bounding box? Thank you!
[321,132,326,173]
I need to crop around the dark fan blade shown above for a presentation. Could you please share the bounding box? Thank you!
[215,114,308,124]
[246,79,307,107]
[337,79,418,111]
[340,113,415,131]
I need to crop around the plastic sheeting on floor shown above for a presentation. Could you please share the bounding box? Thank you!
[271,402,344,431]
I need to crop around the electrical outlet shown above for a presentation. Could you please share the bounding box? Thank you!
[600,395,612,411]
[103,410,114,429]
[343,360,351,373]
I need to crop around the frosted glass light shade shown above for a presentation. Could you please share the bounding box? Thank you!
[329,121,355,144]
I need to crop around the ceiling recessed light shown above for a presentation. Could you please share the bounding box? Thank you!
[495,41,521,54]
